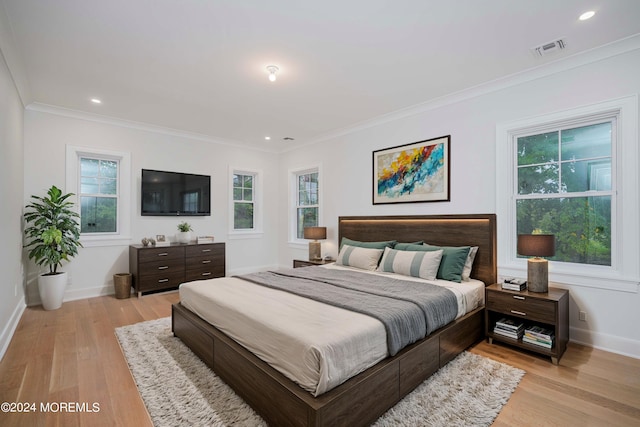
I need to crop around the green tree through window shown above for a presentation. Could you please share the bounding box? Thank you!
[515,122,612,265]
[80,157,118,233]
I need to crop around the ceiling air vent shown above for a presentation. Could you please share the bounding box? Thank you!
[532,38,566,57]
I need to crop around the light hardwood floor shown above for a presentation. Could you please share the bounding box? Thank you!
[0,292,638,426]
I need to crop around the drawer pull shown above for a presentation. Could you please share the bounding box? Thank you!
[201,272,212,276]
[201,249,212,253]
[157,252,169,257]
[157,266,169,270]
[158,278,169,283]
[202,260,211,264]
[510,310,527,316]
[513,295,525,300]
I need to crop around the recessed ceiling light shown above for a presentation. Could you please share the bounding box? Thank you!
[90,98,102,104]
[579,11,595,21]
[265,136,271,140]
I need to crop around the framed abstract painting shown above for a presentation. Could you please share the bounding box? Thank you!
[373,135,450,204]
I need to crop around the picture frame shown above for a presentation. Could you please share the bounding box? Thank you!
[156,234,166,242]
[373,135,450,204]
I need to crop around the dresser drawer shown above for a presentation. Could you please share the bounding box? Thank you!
[137,270,185,292]
[186,244,223,258]
[138,258,185,278]
[486,290,556,324]
[138,246,185,263]
[185,265,225,282]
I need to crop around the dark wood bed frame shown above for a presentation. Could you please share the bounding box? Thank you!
[172,214,497,426]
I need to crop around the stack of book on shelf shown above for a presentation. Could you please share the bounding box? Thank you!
[493,318,524,340]
[523,325,554,349]
[502,277,527,291]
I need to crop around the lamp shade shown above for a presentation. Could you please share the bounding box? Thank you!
[304,226,326,240]
[517,234,555,257]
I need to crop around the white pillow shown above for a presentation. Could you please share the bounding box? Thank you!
[336,244,384,271]
[462,246,479,281]
[377,247,443,280]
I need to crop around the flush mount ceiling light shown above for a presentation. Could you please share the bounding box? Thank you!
[264,136,271,140]
[579,11,595,21]
[90,98,102,104]
[266,65,279,82]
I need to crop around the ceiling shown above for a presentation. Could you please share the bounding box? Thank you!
[2,0,640,151]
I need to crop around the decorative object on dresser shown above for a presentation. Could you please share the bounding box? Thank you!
[485,283,569,364]
[176,221,193,244]
[372,135,450,204]
[303,226,327,260]
[129,242,225,297]
[293,258,335,268]
[155,234,169,247]
[517,234,555,292]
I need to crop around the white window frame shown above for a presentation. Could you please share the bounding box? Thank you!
[496,95,639,293]
[289,165,322,246]
[228,167,263,238]
[66,145,132,247]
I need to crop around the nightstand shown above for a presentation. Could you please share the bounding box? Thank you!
[293,259,335,268]
[485,283,569,364]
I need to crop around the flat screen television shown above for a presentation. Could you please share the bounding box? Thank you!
[141,169,211,216]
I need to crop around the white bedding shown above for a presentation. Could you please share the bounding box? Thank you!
[179,264,484,396]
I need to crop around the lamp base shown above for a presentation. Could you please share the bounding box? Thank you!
[308,241,322,261]
[527,258,548,292]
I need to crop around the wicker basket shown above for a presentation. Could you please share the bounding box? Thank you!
[113,273,132,299]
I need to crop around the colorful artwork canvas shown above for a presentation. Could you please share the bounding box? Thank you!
[373,135,450,204]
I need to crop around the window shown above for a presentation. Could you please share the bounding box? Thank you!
[228,167,262,236]
[233,173,255,230]
[291,167,320,241]
[66,146,131,246]
[79,157,119,233]
[496,96,638,292]
[516,121,613,266]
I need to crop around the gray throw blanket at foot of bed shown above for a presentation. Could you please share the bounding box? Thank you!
[237,267,458,356]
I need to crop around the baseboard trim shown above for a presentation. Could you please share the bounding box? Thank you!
[570,326,640,359]
[0,297,26,362]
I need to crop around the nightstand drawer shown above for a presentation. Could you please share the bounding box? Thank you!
[486,290,556,324]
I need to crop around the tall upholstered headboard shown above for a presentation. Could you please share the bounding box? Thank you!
[338,214,497,286]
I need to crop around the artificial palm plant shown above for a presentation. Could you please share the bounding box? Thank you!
[24,185,82,275]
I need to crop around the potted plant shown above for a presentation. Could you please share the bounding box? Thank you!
[176,221,193,244]
[23,185,82,310]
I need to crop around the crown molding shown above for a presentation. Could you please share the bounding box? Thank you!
[0,2,32,107]
[25,102,280,154]
[290,33,640,152]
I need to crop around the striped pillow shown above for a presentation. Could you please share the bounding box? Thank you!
[336,244,384,271]
[377,247,443,280]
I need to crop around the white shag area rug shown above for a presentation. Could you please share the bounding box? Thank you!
[115,317,524,427]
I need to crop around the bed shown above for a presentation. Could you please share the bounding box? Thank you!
[172,214,497,426]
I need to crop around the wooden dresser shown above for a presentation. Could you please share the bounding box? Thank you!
[129,242,225,297]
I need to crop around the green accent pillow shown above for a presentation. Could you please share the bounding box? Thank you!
[393,241,424,250]
[422,244,471,283]
[340,237,396,250]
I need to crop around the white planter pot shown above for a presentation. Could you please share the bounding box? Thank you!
[176,231,192,244]
[38,272,67,310]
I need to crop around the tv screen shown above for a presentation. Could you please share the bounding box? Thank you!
[141,169,211,216]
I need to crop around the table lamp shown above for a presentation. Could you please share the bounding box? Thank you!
[517,234,555,292]
[303,226,326,261]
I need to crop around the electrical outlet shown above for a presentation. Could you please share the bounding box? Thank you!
[579,311,587,321]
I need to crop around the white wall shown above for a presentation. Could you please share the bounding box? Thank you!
[0,49,26,360]
[23,109,280,304]
[279,47,640,358]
